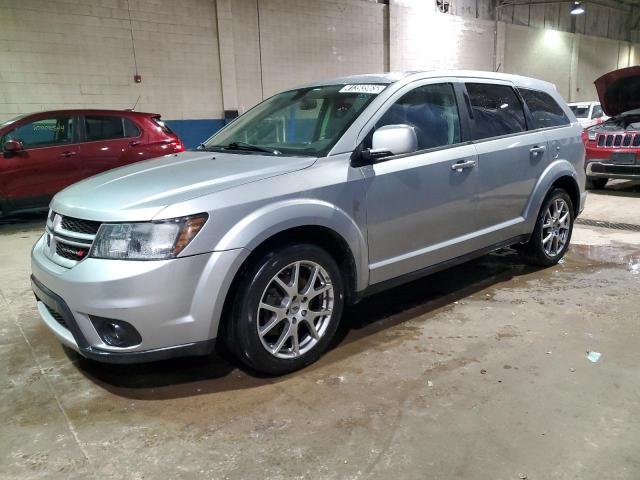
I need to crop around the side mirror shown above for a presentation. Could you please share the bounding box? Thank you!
[3,139,23,152]
[360,124,418,164]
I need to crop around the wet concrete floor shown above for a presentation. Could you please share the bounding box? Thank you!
[1,191,640,479]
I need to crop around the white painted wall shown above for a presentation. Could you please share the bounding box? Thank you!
[257,0,386,98]
[502,23,640,102]
[390,0,495,72]
[0,0,223,121]
[1,0,640,124]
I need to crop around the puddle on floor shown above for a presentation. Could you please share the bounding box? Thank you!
[570,243,640,274]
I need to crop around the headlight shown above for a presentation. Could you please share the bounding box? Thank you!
[90,214,208,260]
[588,129,597,141]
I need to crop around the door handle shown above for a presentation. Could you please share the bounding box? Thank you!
[529,145,546,156]
[60,151,77,158]
[129,140,141,146]
[451,159,476,171]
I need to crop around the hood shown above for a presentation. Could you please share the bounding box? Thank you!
[51,151,316,221]
[594,66,640,117]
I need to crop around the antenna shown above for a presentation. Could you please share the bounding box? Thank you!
[131,95,141,111]
[495,62,502,72]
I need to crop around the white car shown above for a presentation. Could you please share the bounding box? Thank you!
[568,101,608,128]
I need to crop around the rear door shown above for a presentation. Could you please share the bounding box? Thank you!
[464,81,548,240]
[518,87,577,193]
[0,114,82,210]
[80,115,146,177]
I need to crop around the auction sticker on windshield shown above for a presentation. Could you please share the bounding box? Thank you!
[339,84,386,94]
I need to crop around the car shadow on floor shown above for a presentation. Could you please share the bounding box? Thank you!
[592,179,640,197]
[73,248,542,400]
[0,211,47,232]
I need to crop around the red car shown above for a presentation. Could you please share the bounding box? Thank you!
[583,66,640,189]
[0,110,184,216]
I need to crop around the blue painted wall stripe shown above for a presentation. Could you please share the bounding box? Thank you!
[164,119,226,149]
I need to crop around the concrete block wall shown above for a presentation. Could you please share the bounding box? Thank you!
[0,0,223,124]
[390,0,495,72]
[2,0,640,147]
[258,0,386,98]
[501,23,640,102]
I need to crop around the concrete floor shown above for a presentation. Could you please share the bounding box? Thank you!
[2,181,639,480]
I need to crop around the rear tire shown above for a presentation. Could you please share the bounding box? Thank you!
[586,177,607,190]
[226,243,344,376]
[520,188,574,267]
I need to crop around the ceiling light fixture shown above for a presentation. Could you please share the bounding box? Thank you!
[570,1,585,15]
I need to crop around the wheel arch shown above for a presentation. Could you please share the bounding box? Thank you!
[215,197,368,304]
[523,160,582,222]
[551,175,580,217]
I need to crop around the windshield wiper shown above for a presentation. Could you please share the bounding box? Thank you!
[224,142,281,155]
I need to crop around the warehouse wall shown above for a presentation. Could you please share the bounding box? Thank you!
[390,0,495,72]
[0,0,225,147]
[2,0,640,148]
[501,23,640,102]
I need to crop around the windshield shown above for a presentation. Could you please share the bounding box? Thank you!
[202,84,384,156]
[569,105,590,118]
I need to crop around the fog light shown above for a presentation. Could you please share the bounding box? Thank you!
[90,316,142,347]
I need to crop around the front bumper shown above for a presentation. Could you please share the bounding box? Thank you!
[31,234,249,363]
[586,161,640,180]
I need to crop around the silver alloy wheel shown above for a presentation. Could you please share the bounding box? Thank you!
[257,261,334,359]
[541,198,570,257]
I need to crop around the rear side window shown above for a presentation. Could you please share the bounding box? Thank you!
[124,118,141,137]
[519,88,569,129]
[370,83,461,151]
[85,116,124,141]
[4,117,75,148]
[569,105,589,118]
[466,83,526,140]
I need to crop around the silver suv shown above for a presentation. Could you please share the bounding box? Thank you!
[31,71,586,375]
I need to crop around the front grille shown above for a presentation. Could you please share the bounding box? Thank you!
[45,213,100,267]
[596,132,640,149]
[44,303,68,330]
[56,243,89,261]
[60,216,101,235]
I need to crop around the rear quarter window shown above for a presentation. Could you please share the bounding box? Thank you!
[519,88,570,129]
[466,83,526,140]
[151,117,175,135]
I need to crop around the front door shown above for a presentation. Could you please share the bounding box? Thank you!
[0,115,82,211]
[360,82,480,284]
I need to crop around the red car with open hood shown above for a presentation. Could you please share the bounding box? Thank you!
[583,66,640,189]
[0,110,184,216]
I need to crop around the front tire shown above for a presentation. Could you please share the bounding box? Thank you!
[226,243,344,375]
[521,188,574,267]
[586,176,607,190]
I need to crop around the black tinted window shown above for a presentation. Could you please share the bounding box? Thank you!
[466,83,526,140]
[124,118,141,137]
[85,116,124,141]
[519,88,569,128]
[5,117,75,148]
[372,83,461,150]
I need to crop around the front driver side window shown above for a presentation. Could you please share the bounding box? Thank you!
[4,117,75,148]
[368,83,461,151]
